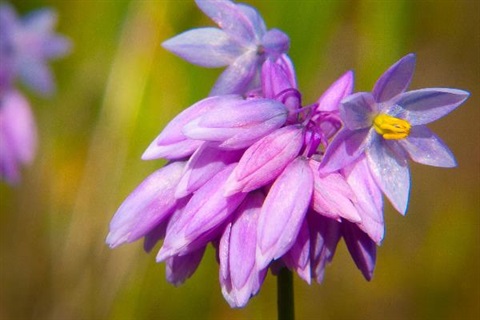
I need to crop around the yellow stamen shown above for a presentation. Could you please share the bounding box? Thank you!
[373,114,411,140]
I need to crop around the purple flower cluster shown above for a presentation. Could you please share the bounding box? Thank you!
[0,3,70,183]
[106,0,469,308]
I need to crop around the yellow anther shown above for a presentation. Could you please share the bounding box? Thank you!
[373,114,411,140]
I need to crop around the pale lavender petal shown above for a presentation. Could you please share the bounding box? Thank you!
[158,164,247,260]
[276,54,297,89]
[343,155,384,244]
[307,211,341,283]
[320,128,372,173]
[225,125,304,195]
[165,247,206,286]
[175,143,242,198]
[342,221,377,281]
[23,8,56,32]
[283,219,311,284]
[142,95,243,160]
[237,3,266,38]
[366,138,410,215]
[162,28,242,68]
[390,88,469,125]
[309,159,361,223]
[340,92,376,130]
[1,90,37,164]
[373,53,416,103]
[183,98,288,149]
[316,71,354,112]
[106,161,186,248]
[195,0,259,44]
[399,125,456,168]
[256,157,313,269]
[210,50,259,96]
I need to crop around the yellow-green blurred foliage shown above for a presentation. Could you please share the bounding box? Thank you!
[1,1,479,319]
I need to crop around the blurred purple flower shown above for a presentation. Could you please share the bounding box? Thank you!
[0,3,71,96]
[162,0,289,95]
[0,3,70,184]
[321,53,469,214]
[0,90,36,184]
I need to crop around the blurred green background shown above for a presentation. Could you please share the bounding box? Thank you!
[1,0,479,319]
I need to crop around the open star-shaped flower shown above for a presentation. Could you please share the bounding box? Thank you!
[162,0,289,96]
[321,53,469,214]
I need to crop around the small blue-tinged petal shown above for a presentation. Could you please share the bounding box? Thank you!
[307,211,341,283]
[162,28,242,68]
[317,71,354,113]
[366,137,410,215]
[256,157,313,269]
[18,60,55,96]
[340,92,376,130]
[391,88,470,125]
[373,53,416,103]
[399,125,457,167]
[106,161,186,248]
[261,29,290,60]
[165,247,206,286]
[210,50,258,96]
[320,128,372,173]
[342,221,377,281]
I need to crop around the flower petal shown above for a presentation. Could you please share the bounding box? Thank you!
[157,163,247,260]
[372,53,416,103]
[391,88,469,125]
[195,0,260,44]
[175,143,242,198]
[220,191,266,308]
[106,161,186,248]
[340,92,377,130]
[343,156,384,244]
[309,159,361,223]
[283,219,311,284]
[224,124,304,195]
[162,28,242,68]
[307,211,341,283]
[142,95,243,160]
[320,128,372,173]
[366,138,410,215]
[209,50,259,96]
[317,70,354,113]
[256,157,313,269]
[165,247,206,286]
[183,98,288,149]
[399,125,456,167]
[342,221,377,281]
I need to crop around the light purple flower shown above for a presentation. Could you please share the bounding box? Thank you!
[162,0,289,95]
[321,53,470,214]
[0,90,37,184]
[0,3,71,96]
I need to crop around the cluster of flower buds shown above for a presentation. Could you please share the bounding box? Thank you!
[0,3,70,183]
[106,0,469,307]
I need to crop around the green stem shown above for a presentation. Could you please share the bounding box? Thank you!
[277,267,295,320]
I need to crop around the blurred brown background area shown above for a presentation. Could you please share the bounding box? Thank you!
[0,0,478,319]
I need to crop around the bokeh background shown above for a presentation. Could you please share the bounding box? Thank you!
[1,0,479,319]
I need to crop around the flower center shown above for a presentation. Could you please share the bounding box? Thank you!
[373,114,411,140]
